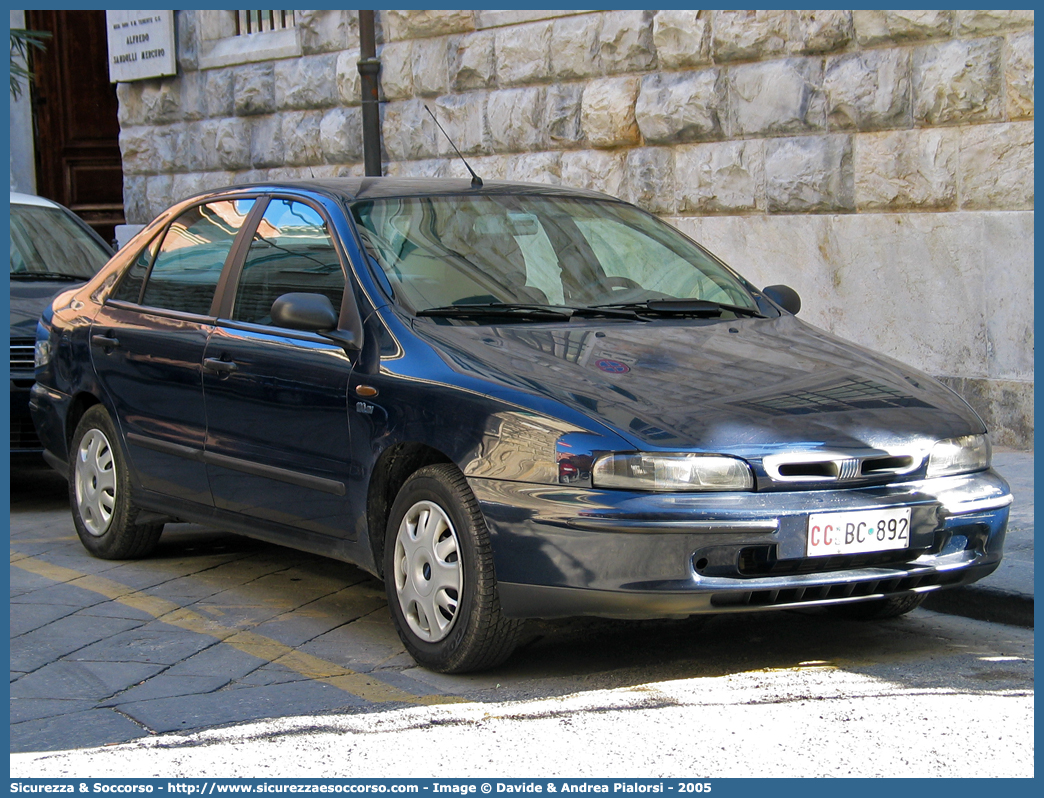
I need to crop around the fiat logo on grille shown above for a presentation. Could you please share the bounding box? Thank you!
[838,458,860,480]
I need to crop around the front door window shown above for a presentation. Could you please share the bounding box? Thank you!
[232,199,345,325]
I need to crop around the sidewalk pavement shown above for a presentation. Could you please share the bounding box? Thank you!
[922,448,1034,627]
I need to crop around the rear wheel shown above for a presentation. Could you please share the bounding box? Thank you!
[69,405,164,559]
[384,463,522,673]
[828,594,926,620]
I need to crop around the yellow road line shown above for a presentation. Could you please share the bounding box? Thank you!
[10,536,78,545]
[11,551,460,707]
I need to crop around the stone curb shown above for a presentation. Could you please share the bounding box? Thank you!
[922,585,1034,629]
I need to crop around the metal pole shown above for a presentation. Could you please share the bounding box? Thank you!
[357,10,382,177]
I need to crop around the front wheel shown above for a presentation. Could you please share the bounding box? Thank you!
[384,463,522,673]
[69,405,164,559]
[827,593,926,620]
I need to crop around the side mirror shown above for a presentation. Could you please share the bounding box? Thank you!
[762,284,801,315]
[271,293,339,332]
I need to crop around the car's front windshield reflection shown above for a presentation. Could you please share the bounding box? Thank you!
[351,195,758,315]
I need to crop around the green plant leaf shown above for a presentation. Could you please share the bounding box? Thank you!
[10,28,52,100]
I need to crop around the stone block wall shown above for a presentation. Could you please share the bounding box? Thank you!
[116,9,1034,447]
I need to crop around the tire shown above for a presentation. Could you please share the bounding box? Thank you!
[384,463,522,673]
[828,593,926,620]
[69,405,164,560]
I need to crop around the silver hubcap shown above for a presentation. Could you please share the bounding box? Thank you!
[393,500,462,642]
[74,428,116,537]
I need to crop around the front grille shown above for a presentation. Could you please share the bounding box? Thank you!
[11,340,35,371]
[764,451,920,484]
[711,570,966,608]
[11,417,41,450]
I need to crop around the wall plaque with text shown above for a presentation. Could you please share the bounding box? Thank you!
[106,10,176,82]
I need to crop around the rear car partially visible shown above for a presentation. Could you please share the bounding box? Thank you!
[9,192,113,459]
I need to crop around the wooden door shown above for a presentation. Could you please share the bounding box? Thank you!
[26,9,124,246]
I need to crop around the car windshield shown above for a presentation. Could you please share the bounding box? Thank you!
[351,195,758,315]
[9,204,111,279]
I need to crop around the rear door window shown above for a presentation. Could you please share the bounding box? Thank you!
[110,235,160,304]
[139,199,255,315]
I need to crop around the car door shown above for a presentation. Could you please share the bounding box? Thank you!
[201,196,360,541]
[91,198,258,505]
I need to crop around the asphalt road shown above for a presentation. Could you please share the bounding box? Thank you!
[9,464,1035,776]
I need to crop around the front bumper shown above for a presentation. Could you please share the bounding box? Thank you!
[11,378,41,451]
[469,470,1010,619]
[28,381,73,470]
[11,370,42,454]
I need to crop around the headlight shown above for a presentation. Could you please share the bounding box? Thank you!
[592,453,754,492]
[926,434,991,478]
[34,340,52,368]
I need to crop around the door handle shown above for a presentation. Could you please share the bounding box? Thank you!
[91,334,120,349]
[203,357,238,375]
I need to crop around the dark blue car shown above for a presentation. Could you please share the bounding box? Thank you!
[31,179,1011,672]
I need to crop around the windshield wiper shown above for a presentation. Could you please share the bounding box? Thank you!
[10,272,87,282]
[416,303,572,321]
[567,305,648,321]
[417,302,650,322]
[588,298,765,318]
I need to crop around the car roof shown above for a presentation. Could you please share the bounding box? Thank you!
[10,191,62,209]
[207,178,622,204]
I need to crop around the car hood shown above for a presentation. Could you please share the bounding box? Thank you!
[415,315,985,455]
[10,279,84,339]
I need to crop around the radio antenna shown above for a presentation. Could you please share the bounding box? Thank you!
[424,105,483,188]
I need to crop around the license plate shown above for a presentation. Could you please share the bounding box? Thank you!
[806,507,911,557]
